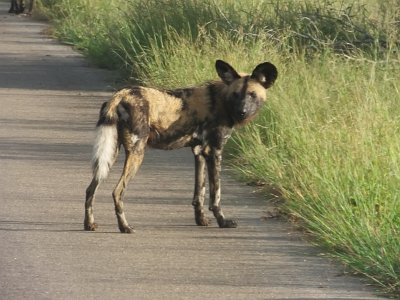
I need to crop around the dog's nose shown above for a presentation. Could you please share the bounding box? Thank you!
[238,109,247,118]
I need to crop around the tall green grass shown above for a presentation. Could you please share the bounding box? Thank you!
[37,0,400,294]
[233,55,400,290]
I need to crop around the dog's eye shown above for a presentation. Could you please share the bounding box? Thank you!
[248,92,257,99]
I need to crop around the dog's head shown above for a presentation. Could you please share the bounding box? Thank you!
[216,60,278,125]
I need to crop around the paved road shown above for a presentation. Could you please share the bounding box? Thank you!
[0,2,386,299]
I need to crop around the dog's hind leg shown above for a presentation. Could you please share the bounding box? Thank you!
[112,139,146,233]
[84,116,119,231]
[84,177,100,231]
[84,145,120,231]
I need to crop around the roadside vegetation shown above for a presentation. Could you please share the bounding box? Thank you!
[36,0,400,295]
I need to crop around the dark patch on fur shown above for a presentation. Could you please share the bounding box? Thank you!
[166,88,194,100]
[148,123,196,149]
[129,86,144,98]
[207,84,218,113]
[189,111,200,123]
[239,77,250,99]
[122,100,150,138]
[207,127,233,149]
[97,101,116,126]
[181,99,189,111]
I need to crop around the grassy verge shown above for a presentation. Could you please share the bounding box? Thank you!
[37,0,400,294]
[233,55,400,291]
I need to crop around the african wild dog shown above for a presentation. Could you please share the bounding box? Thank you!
[84,60,278,233]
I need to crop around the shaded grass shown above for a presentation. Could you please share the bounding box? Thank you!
[37,0,400,295]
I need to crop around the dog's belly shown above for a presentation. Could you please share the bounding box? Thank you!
[147,128,194,150]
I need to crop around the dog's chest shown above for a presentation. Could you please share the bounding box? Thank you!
[192,125,233,149]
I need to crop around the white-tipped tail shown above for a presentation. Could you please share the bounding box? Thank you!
[92,125,118,182]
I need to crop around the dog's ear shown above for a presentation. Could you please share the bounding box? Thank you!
[215,60,241,85]
[250,62,278,89]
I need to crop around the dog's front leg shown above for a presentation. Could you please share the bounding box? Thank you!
[205,147,237,228]
[191,145,210,226]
